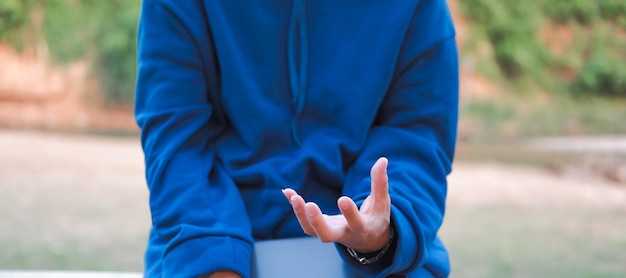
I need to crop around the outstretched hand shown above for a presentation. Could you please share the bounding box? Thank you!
[282,157,392,253]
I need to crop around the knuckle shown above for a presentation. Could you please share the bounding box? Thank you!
[293,207,304,216]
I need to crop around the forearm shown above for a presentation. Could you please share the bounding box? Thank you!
[138,98,254,277]
[137,1,254,276]
[339,1,459,273]
[340,129,452,276]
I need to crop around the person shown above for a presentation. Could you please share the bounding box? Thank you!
[135,0,458,277]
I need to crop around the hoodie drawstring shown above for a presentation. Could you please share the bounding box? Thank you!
[287,0,308,146]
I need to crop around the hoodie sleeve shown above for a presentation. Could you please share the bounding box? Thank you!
[135,1,253,277]
[338,0,458,277]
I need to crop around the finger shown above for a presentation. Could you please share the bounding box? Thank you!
[305,202,338,242]
[370,157,389,200]
[282,188,297,203]
[338,196,364,231]
[289,195,316,235]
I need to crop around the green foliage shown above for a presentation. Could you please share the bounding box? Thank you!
[2,0,625,104]
[92,6,140,104]
[461,0,548,80]
[42,0,141,104]
[461,95,626,142]
[576,49,626,97]
[542,0,599,24]
[0,0,26,34]
[598,0,626,28]
[460,0,626,98]
[0,0,35,50]
[0,0,140,104]
[43,0,91,62]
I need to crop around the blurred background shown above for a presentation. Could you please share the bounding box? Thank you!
[0,0,625,277]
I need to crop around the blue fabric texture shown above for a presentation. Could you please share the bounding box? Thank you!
[135,0,458,277]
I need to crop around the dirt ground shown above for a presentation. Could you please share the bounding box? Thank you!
[1,130,625,277]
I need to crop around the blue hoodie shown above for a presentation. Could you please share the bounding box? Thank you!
[135,0,458,277]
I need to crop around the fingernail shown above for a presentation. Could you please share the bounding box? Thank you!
[339,201,349,211]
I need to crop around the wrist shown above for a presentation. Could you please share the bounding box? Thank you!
[355,224,393,253]
[346,225,395,265]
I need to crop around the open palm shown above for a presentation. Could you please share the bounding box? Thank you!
[282,157,392,252]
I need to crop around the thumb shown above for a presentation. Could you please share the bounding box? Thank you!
[370,157,389,200]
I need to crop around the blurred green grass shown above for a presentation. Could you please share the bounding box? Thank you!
[441,204,626,278]
[459,95,626,143]
[2,239,142,271]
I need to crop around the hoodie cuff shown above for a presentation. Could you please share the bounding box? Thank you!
[387,204,423,272]
[163,235,253,278]
[335,204,422,278]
